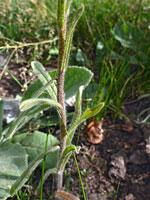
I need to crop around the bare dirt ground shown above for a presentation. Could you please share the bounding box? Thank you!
[1,60,150,200]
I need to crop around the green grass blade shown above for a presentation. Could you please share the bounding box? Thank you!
[73,152,86,200]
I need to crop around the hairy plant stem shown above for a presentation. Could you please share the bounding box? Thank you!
[57,0,68,190]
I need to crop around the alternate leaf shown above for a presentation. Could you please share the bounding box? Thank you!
[65,0,72,17]
[37,168,57,191]
[56,190,80,200]
[58,145,80,171]
[68,102,104,135]
[66,86,83,146]
[61,4,84,70]
[20,98,62,112]
[31,61,57,101]
[1,104,49,143]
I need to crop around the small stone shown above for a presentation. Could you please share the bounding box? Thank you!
[0,53,7,69]
[129,128,142,144]
[88,193,107,200]
[3,99,20,124]
[109,152,127,180]
[128,149,147,165]
[125,193,135,200]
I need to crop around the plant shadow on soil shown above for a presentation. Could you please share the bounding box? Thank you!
[1,63,150,200]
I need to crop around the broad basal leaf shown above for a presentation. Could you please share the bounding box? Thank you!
[12,131,59,169]
[0,141,28,200]
[10,145,59,197]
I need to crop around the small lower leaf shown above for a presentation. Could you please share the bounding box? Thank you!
[68,102,104,135]
[58,145,80,171]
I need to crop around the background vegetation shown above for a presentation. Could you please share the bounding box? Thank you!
[1,0,150,115]
[0,0,150,199]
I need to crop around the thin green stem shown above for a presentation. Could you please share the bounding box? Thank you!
[73,152,86,200]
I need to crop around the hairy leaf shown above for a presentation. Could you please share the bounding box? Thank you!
[12,131,59,169]
[31,61,57,101]
[22,66,93,101]
[66,86,83,146]
[68,102,104,135]
[1,104,49,143]
[20,98,62,111]
[0,142,28,200]
[61,4,84,70]
[10,145,59,196]
[58,145,80,171]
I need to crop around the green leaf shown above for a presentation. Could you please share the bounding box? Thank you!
[22,66,93,101]
[31,61,57,101]
[64,66,93,99]
[65,0,72,17]
[58,145,80,171]
[22,79,44,101]
[12,131,59,169]
[61,4,84,70]
[20,98,62,112]
[10,145,59,196]
[68,102,104,135]
[112,21,146,51]
[32,79,57,98]
[0,141,28,200]
[0,99,3,138]
[66,86,83,146]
